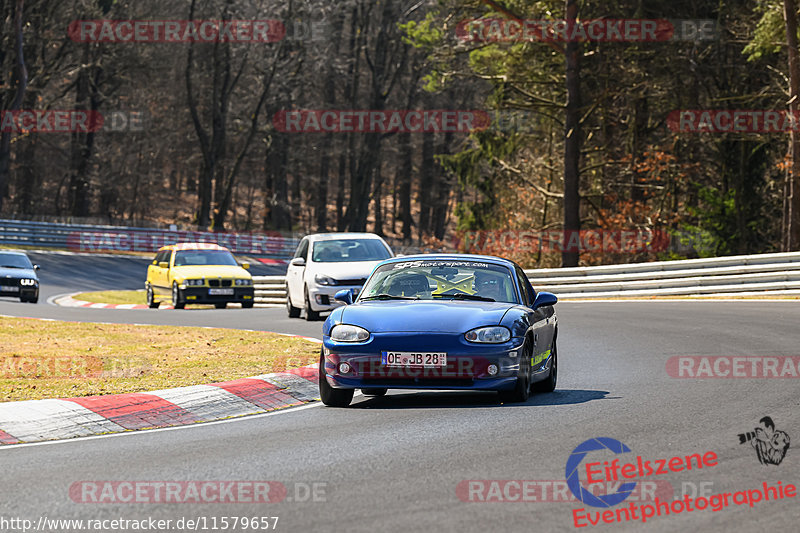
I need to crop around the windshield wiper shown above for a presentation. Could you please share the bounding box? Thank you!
[433,293,495,302]
[360,293,420,301]
[0,265,23,269]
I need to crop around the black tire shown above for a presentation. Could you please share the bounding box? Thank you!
[146,285,159,309]
[361,388,387,397]
[171,282,185,310]
[532,335,558,393]
[242,301,254,309]
[319,351,354,407]
[498,339,531,403]
[214,302,227,309]
[304,286,320,321]
[286,286,301,318]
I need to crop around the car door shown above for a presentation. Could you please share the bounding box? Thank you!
[287,238,309,307]
[149,250,171,296]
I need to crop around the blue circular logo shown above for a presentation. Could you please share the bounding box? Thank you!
[565,437,638,508]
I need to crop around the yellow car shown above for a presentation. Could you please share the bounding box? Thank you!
[145,243,254,309]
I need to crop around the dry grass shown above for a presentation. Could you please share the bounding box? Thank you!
[74,290,146,305]
[0,317,319,401]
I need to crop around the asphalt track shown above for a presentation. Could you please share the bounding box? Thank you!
[0,252,798,532]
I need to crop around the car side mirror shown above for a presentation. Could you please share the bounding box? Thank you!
[334,289,354,305]
[158,261,169,269]
[290,257,306,267]
[33,264,40,271]
[533,291,558,310]
[240,262,250,270]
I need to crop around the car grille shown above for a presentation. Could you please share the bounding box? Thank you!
[334,278,367,286]
[208,279,233,287]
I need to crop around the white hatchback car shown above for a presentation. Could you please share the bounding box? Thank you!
[286,233,394,320]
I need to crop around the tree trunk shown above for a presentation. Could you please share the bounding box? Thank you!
[783,0,800,250]
[562,0,582,266]
[0,0,27,213]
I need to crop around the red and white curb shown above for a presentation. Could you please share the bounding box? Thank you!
[0,365,319,445]
[53,293,158,310]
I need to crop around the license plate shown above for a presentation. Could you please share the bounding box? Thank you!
[0,285,19,292]
[209,288,234,296]
[381,352,447,367]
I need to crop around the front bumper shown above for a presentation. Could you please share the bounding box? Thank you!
[180,287,254,304]
[0,282,37,299]
[322,333,525,391]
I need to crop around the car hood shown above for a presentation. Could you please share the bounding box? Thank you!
[307,261,382,281]
[339,301,513,333]
[0,267,36,279]
[171,265,251,279]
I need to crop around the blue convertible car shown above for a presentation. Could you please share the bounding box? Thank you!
[319,254,559,407]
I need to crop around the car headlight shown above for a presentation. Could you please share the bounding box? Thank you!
[330,324,370,342]
[19,279,37,286]
[465,326,511,344]
[235,279,252,286]
[184,279,204,286]
[315,274,336,286]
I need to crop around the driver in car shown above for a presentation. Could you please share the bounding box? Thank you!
[474,272,504,302]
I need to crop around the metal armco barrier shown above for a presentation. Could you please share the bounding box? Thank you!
[526,251,800,298]
[255,252,800,306]
[0,219,299,259]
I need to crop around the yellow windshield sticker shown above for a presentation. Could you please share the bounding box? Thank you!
[430,274,476,295]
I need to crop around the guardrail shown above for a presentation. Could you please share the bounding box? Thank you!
[0,218,299,259]
[526,251,800,298]
[253,252,800,307]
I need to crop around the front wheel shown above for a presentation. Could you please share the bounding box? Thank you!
[214,302,227,309]
[146,285,159,309]
[171,282,185,310]
[319,351,353,407]
[304,287,320,321]
[286,286,301,318]
[532,336,558,393]
[242,301,254,309]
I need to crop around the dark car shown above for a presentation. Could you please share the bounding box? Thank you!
[319,254,558,407]
[0,251,41,303]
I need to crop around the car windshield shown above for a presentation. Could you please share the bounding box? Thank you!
[173,250,239,267]
[0,253,33,269]
[359,260,518,303]
[312,239,391,263]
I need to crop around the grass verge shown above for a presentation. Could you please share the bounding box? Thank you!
[0,316,319,402]
[73,290,146,305]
